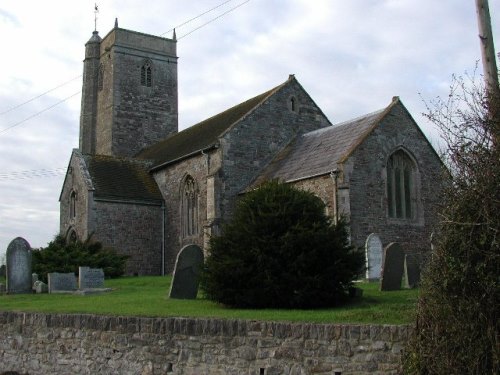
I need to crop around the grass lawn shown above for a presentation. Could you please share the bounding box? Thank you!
[0,276,418,324]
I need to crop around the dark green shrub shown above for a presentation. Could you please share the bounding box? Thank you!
[32,235,128,282]
[404,74,499,374]
[201,180,365,309]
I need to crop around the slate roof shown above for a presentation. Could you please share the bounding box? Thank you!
[251,98,399,185]
[84,154,162,203]
[137,80,287,170]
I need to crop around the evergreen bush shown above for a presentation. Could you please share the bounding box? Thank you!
[32,235,128,282]
[201,180,365,309]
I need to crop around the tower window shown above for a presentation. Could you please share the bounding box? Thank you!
[141,61,152,87]
[387,149,416,219]
[181,176,198,237]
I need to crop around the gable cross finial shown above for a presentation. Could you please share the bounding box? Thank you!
[94,3,99,32]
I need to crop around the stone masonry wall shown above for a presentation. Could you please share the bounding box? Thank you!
[345,102,444,255]
[91,200,163,276]
[0,312,409,375]
[219,77,331,220]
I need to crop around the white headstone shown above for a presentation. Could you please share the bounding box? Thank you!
[365,233,383,281]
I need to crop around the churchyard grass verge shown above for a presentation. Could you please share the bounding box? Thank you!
[0,276,417,324]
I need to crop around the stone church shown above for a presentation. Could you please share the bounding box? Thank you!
[60,25,443,276]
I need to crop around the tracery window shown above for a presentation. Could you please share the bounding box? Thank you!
[387,149,416,219]
[141,60,152,87]
[70,191,77,220]
[181,176,198,237]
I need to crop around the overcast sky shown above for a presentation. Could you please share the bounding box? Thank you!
[0,0,498,261]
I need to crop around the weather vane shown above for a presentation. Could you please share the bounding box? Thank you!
[94,3,99,32]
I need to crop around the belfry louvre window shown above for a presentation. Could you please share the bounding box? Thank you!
[181,176,198,237]
[387,150,416,219]
[141,61,152,87]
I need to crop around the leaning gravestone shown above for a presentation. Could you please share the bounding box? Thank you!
[380,242,405,291]
[79,267,104,289]
[48,272,77,293]
[169,244,204,299]
[6,237,32,294]
[365,233,383,281]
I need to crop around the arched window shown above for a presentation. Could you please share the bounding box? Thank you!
[289,96,298,112]
[67,229,78,243]
[181,176,198,237]
[387,149,416,219]
[98,64,104,91]
[70,191,77,220]
[141,60,152,87]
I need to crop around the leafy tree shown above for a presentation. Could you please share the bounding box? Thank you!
[404,72,499,374]
[32,234,128,282]
[201,180,365,309]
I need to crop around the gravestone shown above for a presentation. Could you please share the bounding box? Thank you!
[0,264,6,278]
[365,233,383,281]
[48,272,77,293]
[169,244,204,299]
[79,267,104,289]
[6,237,32,294]
[380,242,405,291]
[34,280,48,294]
[403,254,421,289]
[32,273,39,290]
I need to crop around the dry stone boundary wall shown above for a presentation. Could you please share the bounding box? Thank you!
[0,312,409,374]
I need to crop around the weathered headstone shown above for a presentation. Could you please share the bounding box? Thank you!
[169,244,204,299]
[380,242,405,291]
[6,237,32,294]
[48,272,77,293]
[403,254,422,289]
[32,273,39,290]
[34,280,48,294]
[79,267,105,289]
[365,233,383,281]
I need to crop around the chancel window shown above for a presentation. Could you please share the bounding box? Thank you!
[70,191,77,220]
[181,176,198,237]
[387,150,416,219]
[141,61,152,87]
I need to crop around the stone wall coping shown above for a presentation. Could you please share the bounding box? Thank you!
[0,311,411,342]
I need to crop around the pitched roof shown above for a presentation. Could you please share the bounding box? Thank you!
[251,98,399,185]
[136,79,288,169]
[84,154,162,203]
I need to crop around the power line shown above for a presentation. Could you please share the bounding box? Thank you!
[178,0,251,40]
[0,92,80,136]
[0,75,81,116]
[0,167,67,181]
[161,0,236,36]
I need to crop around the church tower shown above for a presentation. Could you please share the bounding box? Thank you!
[79,23,178,157]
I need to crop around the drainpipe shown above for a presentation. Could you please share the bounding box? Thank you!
[330,169,340,224]
[161,202,166,276]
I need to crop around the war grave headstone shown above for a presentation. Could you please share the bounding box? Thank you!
[6,237,32,294]
[48,272,77,293]
[169,244,204,299]
[380,242,405,291]
[365,233,383,281]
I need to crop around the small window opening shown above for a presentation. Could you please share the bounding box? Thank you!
[70,191,77,219]
[260,369,265,375]
[181,176,199,237]
[141,61,152,87]
[290,97,297,112]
